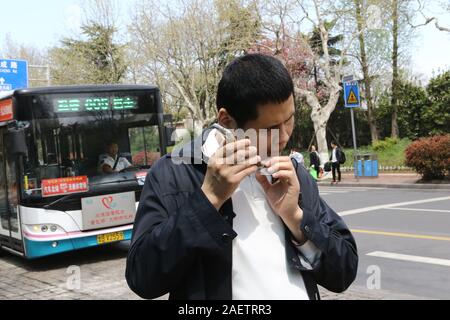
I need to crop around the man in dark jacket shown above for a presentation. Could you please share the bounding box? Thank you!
[309,145,321,178]
[330,141,343,184]
[126,54,358,300]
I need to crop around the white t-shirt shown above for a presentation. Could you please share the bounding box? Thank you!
[99,155,131,173]
[332,148,338,163]
[202,127,321,300]
[231,174,320,300]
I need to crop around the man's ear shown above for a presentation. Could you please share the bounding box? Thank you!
[217,108,238,129]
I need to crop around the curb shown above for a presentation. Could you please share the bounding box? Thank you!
[317,182,450,190]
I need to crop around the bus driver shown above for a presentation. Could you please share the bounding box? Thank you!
[99,142,132,174]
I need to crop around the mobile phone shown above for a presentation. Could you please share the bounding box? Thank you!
[211,123,272,176]
[212,123,235,143]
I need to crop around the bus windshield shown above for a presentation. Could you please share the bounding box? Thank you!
[16,89,164,207]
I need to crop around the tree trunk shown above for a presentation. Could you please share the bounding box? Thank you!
[355,0,379,143]
[313,120,329,165]
[308,87,340,165]
[391,0,400,138]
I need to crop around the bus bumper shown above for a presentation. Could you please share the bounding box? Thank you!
[23,229,133,259]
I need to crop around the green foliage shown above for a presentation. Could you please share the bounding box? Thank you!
[424,71,450,136]
[215,0,261,67]
[372,137,399,152]
[376,80,431,139]
[397,82,430,138]
[340,138,411,168]
[49,23,127,85]
[375,70,450,140]
[307,20,346,98]
[309,20,343,58]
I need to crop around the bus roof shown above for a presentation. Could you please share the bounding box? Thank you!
[1,84,159,98]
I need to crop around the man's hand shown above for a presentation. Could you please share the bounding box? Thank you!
[201,139,261,211]
[255,156,306,244]
[102,164,113,174]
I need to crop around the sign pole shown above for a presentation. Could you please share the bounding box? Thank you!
[350,108,357,150]
[343,77,360,181]
[350,108,358,179]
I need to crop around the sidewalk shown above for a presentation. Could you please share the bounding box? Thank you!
[316,172,450,190]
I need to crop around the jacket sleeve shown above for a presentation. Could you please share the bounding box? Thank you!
[125,161,236,299]
[296,165,358,293]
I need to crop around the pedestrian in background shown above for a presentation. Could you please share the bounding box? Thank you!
[290,147,305,166]
[330,141,343,184]
[309,145,321,178]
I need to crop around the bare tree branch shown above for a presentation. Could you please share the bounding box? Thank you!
[405,0,450,32]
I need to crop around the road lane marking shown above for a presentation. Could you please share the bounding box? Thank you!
[367,251,450,267]
[351,229,450,241]
[319,191,349,194]
[319,188,372,191]
[389,207,450,213]
[319,189,371,195]
[338,196,450,216]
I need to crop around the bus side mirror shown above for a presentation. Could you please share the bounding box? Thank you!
[6,127,28,156]
[164,126,176,147]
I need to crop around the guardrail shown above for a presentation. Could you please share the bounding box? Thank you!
[340,165,413,173]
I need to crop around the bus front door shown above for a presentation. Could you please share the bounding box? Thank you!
[0,128,24,255]
[0,128,12,251]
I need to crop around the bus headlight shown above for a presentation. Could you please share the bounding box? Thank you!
[29,224,65,234]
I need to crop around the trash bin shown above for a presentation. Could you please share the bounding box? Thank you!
[354,153,379,177]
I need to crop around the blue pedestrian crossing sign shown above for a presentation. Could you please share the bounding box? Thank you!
[0,59,29,92]
[343,81,360,108]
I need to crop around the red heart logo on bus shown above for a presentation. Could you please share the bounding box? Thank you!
[102,196,114,209]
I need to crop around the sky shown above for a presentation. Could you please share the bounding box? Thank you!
[0,0,135,47]
[0,0,449,82]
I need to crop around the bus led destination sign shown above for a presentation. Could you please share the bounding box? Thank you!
[54,96,138,113]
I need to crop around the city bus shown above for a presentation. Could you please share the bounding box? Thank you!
[0,85,175,259]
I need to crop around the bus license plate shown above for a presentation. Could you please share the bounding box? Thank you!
[97,231,124,245]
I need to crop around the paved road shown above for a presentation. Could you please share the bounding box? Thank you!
[0,186,448,300]
[0,241,140,300]
[319,186,450,300]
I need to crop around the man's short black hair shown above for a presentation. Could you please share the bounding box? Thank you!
[216,53,294,127]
